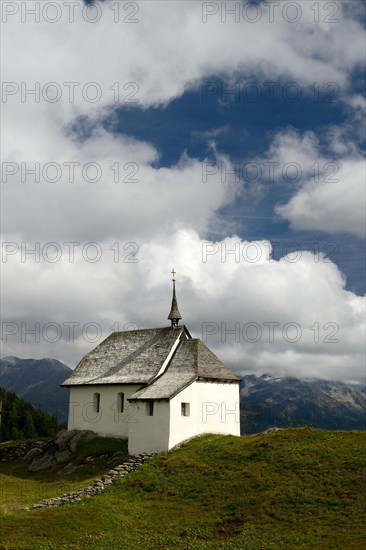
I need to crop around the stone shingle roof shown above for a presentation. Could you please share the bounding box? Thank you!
[129,339,240,401]
[61,327,187,386]
[61,326,240,399]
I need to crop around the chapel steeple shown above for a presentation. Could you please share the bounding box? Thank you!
[168,269,182,328]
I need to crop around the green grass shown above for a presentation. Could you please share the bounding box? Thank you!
[0,437,128,513]
[0,429,365,549]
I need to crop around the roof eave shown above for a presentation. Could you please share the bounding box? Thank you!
[196,376,241,383]
[128,375,198,402]
[61,381,148,388]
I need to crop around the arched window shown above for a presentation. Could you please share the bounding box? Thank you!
[118,392,125,413]
[93,392,100,413]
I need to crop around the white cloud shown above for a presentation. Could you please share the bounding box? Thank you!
[192,126,230,139]
[1,1,365,383]
[276,157,365,238]
[3,1,365,116]
[2,129,239,241]
[3,0,365,149]
[263,129,366,238]
[1,230,364,382]
[2,1,365,242]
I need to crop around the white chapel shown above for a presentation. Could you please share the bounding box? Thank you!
[61,273,241,455]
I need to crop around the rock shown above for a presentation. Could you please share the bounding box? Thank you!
[93,480,104,487]
[54,429,78,448]
[25,429,98,474]
[22,447,43,461]
[69,430,97,452]
[57,462,77,475]
[262,427,280,434]
[112,451,127,459]
[29,453,55,472]
[55,449,72,464]
[0,441,40,461]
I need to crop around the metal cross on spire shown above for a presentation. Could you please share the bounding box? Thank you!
[168,269,182,327]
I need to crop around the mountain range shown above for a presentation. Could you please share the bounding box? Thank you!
[0,357,365,432]
[0,356,71,423]
[240,374,366,434]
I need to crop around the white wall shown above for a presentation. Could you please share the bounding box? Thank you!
[67,380,240,454]
[127,400,170,455]
[67,384,142,438]
[168,381,240,449]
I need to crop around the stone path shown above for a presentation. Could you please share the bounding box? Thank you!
[22,452,157,511]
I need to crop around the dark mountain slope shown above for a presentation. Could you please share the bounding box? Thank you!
[0,357,71,423]
[240,374,366,434]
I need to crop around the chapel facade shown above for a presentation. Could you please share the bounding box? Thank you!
[61,273,241,455]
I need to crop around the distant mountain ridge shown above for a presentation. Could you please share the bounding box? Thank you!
[240,374,366,434]
[1,357,365,433]
[0,356,71,423]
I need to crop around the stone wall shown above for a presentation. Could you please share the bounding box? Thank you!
[0,440,46,461]
[22,452,157,511]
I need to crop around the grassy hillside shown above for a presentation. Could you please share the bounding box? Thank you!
[0,429,365,549]
[0,436,128,514]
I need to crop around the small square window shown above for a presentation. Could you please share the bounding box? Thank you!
[146,401,154,416]
[181,403,190,417]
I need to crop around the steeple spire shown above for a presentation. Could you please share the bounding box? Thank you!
[168,269,182,328]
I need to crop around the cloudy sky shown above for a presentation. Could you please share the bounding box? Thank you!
[1,0,365,383]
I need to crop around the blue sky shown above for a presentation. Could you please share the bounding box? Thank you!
[103,75,365,294]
